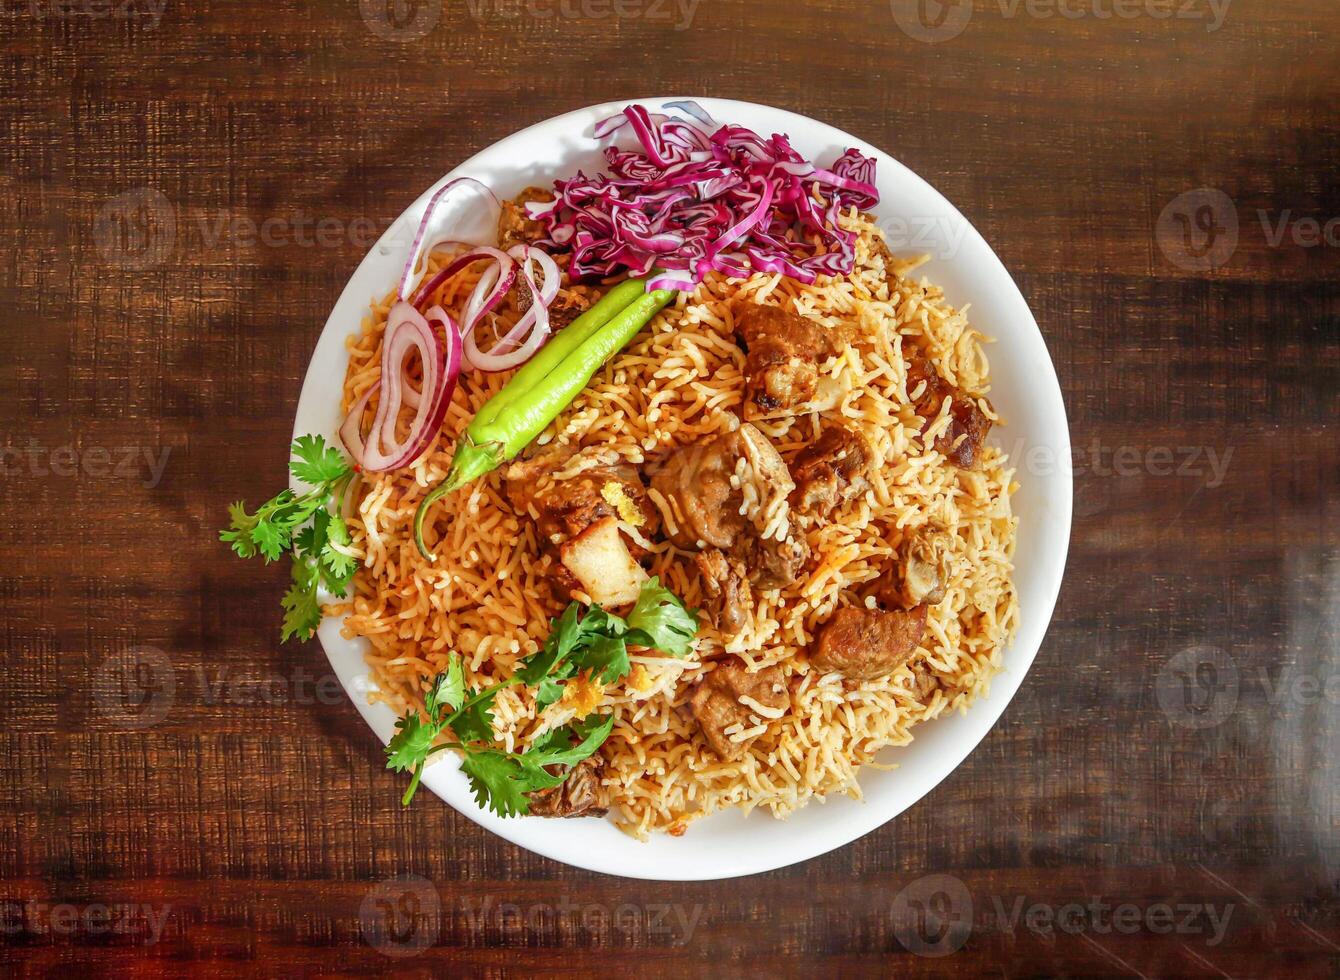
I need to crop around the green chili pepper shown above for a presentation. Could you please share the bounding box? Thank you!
[413,281,674,559]
[472,276,648,432]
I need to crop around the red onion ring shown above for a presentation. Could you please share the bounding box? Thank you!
[462,245,560,372]
[340,302,462,472]
[410,245,515,312]
[397,178,501,302]
[456,247,517,332]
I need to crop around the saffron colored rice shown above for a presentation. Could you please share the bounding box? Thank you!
[331,210,1019,838]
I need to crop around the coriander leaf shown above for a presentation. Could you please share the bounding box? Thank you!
[220,433,356,642]
[322,513,356,566]
[220,502,259,558]
[460,751,547,818]
[624,577,699,657]
[425,656,466,717]
[534,670,572,711]
[250,512,292,562]
[290,434,352,487]
[448,690,497,744]
[570,634,630,685]
[518,597,644,704]
[524,715,615,769]
[295,506,329,560]
[271,492,326,533]
[319,514,357,593]
[238,487,306,563]
[518,601,630,684]
[525,726,575,758]
[280,559,323,643]
[292,506,322,568]
[258,487,298,514]
[386,711,440,773]
[516,603,583,684]
[580,605,627,639]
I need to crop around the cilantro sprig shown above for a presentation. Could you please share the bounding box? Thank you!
[519,577,700,709]
[220,435,357,642]
[388,578,698,814]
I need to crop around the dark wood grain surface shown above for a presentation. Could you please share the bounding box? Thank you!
[2,0,1338,974]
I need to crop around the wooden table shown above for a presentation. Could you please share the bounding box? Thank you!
[3,0,1337,974]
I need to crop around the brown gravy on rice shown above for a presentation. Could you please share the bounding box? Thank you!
[331,208,1019,839]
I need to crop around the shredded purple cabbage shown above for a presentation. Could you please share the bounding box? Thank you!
[527,103,880,291]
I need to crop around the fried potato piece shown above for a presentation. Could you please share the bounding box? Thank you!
[560,516,648,607]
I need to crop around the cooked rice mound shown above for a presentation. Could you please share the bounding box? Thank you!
[333,210,1019,838]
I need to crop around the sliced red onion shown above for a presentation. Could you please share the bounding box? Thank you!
[462,245,559,372]
[410,244,516,312]
[509,244,561,303]
[457,248,516,332]
[401,374,423,409]
[340,302,462,473]
[397,178,501,302]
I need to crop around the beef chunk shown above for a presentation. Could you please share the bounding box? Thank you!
[511,271,589,332]
[738,304,840,420]
[690,662,788,760]
[694,548,754,636]
[498,186,553,250]
[876,528,949,610]
[735,534,809,592]
[651,425,808,590]
[811,604,929,681]
[527,757,608,818]
[546,301,586,332]
[905,349,992,469]
[908,658,941,701]
[790,425,876,517]
[507,462,650,548]
[651,431,747,551]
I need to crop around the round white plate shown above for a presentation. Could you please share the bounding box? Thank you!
[292,97,1072,881]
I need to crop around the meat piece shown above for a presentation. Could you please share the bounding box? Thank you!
[694,549,753,635]
[498,186,553,250]
[560,516,648,607]
[546,301,586,332]
[905,349,993,468]
[908,658,941,701]
[878,528,948,610]
[736,534,809,591]
[940,396,991,469]
[651,431,746,551]
[505,458,654,602]
[507,462,652,548]
[690,662,788,760]
[528,757,607,818]
[811,604,929,681]
[738,304,841,420]
[651,425,808,590]
[511,275,590,332]
[790,425,876,517]
[651,425,790,551]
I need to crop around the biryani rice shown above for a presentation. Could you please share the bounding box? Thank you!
[332,209,1019,838]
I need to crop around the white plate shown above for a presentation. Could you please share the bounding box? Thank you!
[292,97,1072,881]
